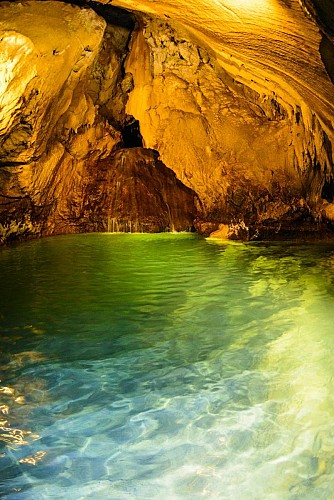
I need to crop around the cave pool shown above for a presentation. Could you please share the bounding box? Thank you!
[1,233,334,499]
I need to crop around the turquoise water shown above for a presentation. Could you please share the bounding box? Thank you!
[1,233,334,499]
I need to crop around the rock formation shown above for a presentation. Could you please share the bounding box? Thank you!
[71,147,198,233]
[0,0,334,243]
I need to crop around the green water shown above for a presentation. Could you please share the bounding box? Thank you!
[1,233,334,499]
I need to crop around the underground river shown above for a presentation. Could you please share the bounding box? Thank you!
[1,233,334,498]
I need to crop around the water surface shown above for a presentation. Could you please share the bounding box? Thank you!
[1,233,334,499]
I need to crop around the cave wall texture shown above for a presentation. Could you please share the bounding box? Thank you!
[0,0,334,243]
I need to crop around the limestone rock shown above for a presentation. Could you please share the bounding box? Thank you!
[0,2,107,163]
[1,0,334,243]
[322,202,334,222]
[0,2,124,243]
[122,12,334,238]
[209,224,231,240]
[74,147,198,233]
[112,0,334,238]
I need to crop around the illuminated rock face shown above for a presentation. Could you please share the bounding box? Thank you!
[0,1,197,243]
[0,2,120,242]
[119,0,334,237]
[0,0,334,243]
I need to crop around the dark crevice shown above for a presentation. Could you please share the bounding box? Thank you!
[122,118,143,148]
[323,129,333,160]
[300,0,334,39]
[87,2,136,29]
[0,161,28,167]
[321,176,334,202]
[320,35,334,85]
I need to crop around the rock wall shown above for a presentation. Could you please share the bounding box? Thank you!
[123,13,334,238]
[0,2,117,242]
[0,1,197,243]
[80,147,197,233]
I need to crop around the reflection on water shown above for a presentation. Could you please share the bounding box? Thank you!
[1,234,334,498]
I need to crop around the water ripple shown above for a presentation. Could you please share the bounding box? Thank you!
[1,234,334,498]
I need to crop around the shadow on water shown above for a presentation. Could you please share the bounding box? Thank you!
[1,234,334,498]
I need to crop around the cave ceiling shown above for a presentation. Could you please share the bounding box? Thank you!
[0,0,334,242]
[109,0,334,123]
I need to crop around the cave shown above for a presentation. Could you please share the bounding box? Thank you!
[2,1,334,498]
[1,0,334,243]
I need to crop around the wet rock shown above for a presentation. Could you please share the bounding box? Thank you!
[0,2,198,244]
[74,148,198,233]
[121,6,334,238]
[0,2,126,243]
[209,224,231,239]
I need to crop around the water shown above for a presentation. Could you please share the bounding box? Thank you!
[1,233,334,499]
